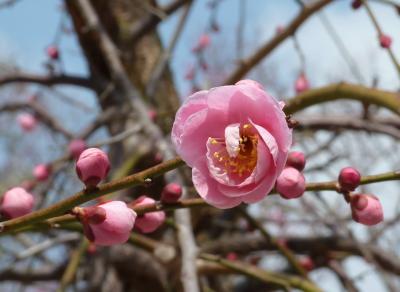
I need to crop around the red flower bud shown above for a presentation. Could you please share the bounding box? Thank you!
[338,167,361,191]
[286,151,306,171]
[350,194,383,226]
[161,183,182,203]
[76,148,110,188]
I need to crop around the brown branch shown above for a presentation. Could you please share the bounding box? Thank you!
[0,73,95,89]
[201,234,400,276]
[0,101,74,138]
[129,0,191,43]
[297,116,400,139]
[223,0,333,84]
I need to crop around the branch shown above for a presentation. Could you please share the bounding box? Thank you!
[223,0,333,84]
[297,116,400,139]
[0,101,75,138]
[129,0,191,43]
[199,253,322,292]
[0,73,95,89]
[0,157,184,233]
[284,83,400,115]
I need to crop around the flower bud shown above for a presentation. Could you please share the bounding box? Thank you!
[161,183,182,203]
[0,187,34,219]
[226,252,238,261]
[132,196,166,233]
[185,66,195,81]
[192,33,210,52]
[350,194,383,226]
[295,73,310,94]
[76,148,110,188]
[47,45,59,60]
[18,113,37,132]
[338,167,360,191]
[286,151,306,171]
[276,167,306,199]
[379,34,392,49]
[68,139,87,160]
[351,0,362,9]
[33,164,51,181]
[148,109,157,121]
[299,256,314,271]
[81,201,136,246]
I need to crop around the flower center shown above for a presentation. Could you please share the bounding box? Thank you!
[210,124,258,177]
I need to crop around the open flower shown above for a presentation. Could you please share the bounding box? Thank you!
[171,80,292,208]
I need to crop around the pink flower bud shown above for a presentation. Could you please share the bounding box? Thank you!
[68,139,87,160]
[286,151,306,171]
[338,167,361,191]
[276,25,285,34]
[184,65,195,81]
[379,34,392,49]
[350,194,383,226]
[276,167,306,199]
[133,196,166,233]
[76,148,110,187]
[299,256,314,271]
[18,113,37,132]
[351,0,362,9]
[148,109,157,121]
[82,201,137,246]
[226,252,238,261]
[47,45,59,60]
[295,73,310,94]
[33,164,51,181]
[0,187,34,219]
[87,243,97,254]
[192,33,211,52]
[161,183,182,203]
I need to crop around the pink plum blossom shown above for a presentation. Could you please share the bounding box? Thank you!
[350,194,383,226]
[33,164,51,181]
[295,73,310,94]
[286,151,306,171]
[379,34,392,49]
[0,187,34,219]
[68,139,87,160]
[76,148,110,187]
[192,33,211,52]
[18,113,38,132]
[82,201,137,246]
[171,79,292,208]
[47,45,59,59]
[338,167,361,191]
[276,167,305,199]
[132,196,166,233]
[161,183,182,203]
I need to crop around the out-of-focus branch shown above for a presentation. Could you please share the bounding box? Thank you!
[57,237,88,292]
[199,253,322,292]
[297,116,400,139]
[129,0,191,43]
[0,101,74,138]
[224,0,333,84]
[201,234,400,276]
[0,73,95,89]
[284,83,400,115]
[0,265,65,282]
[239,207,310,279]
[146,2,193,97]
[361,0,400,78]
